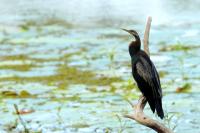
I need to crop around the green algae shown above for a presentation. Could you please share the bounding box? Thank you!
[20,24,30,31]
[2,54,59,63]
[0,90,35,98]
[0,54,46,71]
[2,55,29,61]
[59,51,83,62]
[47,94,81,102]
[97,33,129,40]
[19,17,74,30]
[0,37,28,45]
[0,38,10,44]
[0,64,35,71]
[159,71,168,78]
[43,17,74,28]
[159,43,200,52]
[0,64,122,89]
[70,123,90,128]
[0,51,122,89]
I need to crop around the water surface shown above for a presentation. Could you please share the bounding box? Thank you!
[0,0,200,132]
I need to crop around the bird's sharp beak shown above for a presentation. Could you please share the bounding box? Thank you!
[121,28,130,33]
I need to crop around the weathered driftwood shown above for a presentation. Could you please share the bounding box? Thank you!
[124,17,173,133]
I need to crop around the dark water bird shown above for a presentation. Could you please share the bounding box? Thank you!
[122,29,164,119]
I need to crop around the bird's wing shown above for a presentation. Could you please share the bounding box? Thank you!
[134,53,164,118]
[136,56,162,98]
[152,63,162,96]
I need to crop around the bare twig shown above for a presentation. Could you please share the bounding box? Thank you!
[124,17,174,133]
[14,104,29,133]
[143,16,152,56]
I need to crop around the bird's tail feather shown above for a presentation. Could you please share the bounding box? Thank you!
[156,99,164,119]
[147,97,155,113]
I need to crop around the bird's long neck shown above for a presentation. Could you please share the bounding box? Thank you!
[129,35,141,57]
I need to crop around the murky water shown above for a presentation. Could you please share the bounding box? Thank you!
[0,0,200,133]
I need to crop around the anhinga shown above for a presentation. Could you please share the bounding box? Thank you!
[122,29,164,119]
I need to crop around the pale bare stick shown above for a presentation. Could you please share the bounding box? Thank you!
[143,16,152,56]
[124,17,174,133]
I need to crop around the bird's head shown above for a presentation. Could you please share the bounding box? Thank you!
[122,28,141,56]
[121,29,139,38]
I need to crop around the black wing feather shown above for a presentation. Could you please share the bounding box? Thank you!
[132,51,164,119]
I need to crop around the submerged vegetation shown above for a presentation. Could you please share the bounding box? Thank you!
[19,17,74,31]
[159,42,200,52]
[0,53,122,90]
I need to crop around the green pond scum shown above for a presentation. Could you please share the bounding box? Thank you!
[0,54,122,89]
[19,17,74,31]
[159,43,200,52]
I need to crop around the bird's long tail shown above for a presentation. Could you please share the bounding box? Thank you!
[156,99,164,119]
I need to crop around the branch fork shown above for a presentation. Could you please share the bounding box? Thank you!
[124,96,173,133]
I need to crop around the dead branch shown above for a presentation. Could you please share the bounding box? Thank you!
[124,96,173,133]
[124,17,174,133]
[143,16,152,56]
